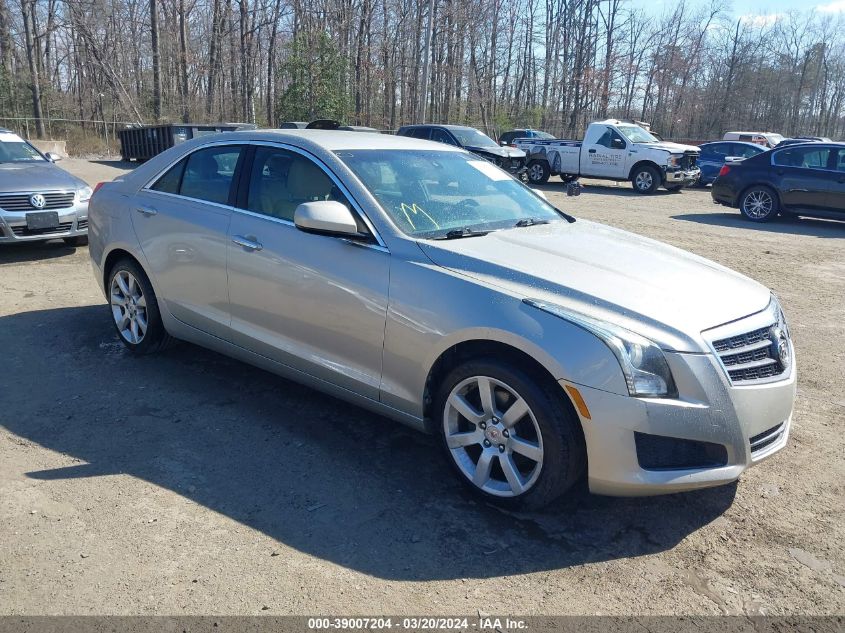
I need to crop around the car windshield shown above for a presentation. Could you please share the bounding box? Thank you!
[337,149,564,238]
[617,125,658,144]
[449,128,499,148]
[0,134,46,162]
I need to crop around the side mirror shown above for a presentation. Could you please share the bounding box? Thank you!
[45,152,62,162]
[294,200,363,238]
[611,138,626,150]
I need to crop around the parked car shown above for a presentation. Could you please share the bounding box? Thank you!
[499,129,555,146]
[722,131,785,148]
[776,136,832,147]
[697,141,766,185]
[0,129,91,246]
[339,125,380,133]
[514,119,700,192]
[711,142,845,222]
[90,129,796,508]
[396,124,527,177]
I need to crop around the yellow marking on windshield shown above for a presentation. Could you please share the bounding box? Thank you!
[399,202,440,229]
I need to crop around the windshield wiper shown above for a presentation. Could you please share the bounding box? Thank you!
[434,227,490,240]
[514,218,550,227]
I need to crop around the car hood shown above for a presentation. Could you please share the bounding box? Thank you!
[0,161,88,193]
[638,141,700,154]
[467,145,526,159]
[417,220,771,352]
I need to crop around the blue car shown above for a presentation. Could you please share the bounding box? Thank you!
[697,141,766,185]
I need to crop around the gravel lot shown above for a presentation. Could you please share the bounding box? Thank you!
[1,158,843,616]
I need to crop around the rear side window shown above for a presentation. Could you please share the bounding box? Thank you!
[731,144,762,159]
[151,159,186,194]
[179,146,242,204]
[406,128,431,140]
[835,149,845,172]
[430,128,457,146]
[773,147,830,169]
[702,144,728,159]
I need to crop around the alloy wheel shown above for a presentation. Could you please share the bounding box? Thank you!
[635,171,653,191]
[443,375,544,497]
[110,270,148,344]
[528,163,545,182]
[743,190,773,219]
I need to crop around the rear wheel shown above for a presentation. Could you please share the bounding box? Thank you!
[434,358,585,509]
[526,160,550,184]
[631,165,660,194]
[108,259,173,354]
[739,186,778,222]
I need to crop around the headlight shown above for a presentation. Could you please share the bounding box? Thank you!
[666,154,682,168]
[524,299,677,398]
[77,186,93,202]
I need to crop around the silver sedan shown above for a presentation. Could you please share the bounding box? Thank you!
[88,130,796,508]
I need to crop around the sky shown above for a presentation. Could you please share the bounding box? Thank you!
[630,0,845,19]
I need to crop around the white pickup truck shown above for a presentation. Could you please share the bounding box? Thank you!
[514,119,701,194]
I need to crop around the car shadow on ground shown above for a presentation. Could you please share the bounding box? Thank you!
[0,240,81,264]
[672,212,844,238]
[534,181,689,198]
[2,304,737,581]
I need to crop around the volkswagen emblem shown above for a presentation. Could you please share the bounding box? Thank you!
[771,327,790,370]
[29,193,46,209]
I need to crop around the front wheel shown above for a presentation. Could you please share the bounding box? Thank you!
[739,186,779,222]
[631,165,660,194]
[108,259,174,354]
[526,160,550,184]
[434,358,585,509]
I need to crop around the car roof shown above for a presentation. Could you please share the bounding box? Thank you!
[400,123,478,132]
[187,129,466,152]
[701,140,764,148]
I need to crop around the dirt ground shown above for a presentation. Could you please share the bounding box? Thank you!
[1,158,843,616]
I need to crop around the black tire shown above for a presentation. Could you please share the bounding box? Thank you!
[526,160,551,184]
[107,258,174,354]
[631,165,660,194]
[739,185,779,222]
[433,357,586,510]
[63,235,88,247]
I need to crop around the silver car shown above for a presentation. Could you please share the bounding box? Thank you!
[89,130,796,508]
[0,129,91,245]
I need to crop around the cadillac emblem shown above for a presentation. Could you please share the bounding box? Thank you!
[29,193,46,209]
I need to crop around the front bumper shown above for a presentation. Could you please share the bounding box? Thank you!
[663,167,700,187]
[564,347,796,496]
[0,202,89,243]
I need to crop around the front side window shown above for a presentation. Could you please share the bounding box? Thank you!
[338,149,564,238]
[244,146,352,223]
[430,129,457,146]
[773,147,831,169]
[731,144,763,159]
[179,146,242,204]
[835,149,845,172]
[596,128,626,149]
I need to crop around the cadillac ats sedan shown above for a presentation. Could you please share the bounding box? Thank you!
[89,130,796,508]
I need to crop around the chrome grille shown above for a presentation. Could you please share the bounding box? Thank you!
[0,191,76,211]
[11,222,74,237]
[712,323,787,383]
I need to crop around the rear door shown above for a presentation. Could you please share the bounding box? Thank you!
[131,143,244,338]
[771,146,832,211]
[580,125,627,178]
[699,143,729,183]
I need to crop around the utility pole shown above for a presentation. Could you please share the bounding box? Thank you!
[417,0,434,122]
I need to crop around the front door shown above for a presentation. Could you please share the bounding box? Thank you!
[772,145,832,211]
[131,144,244,338]
[581,126,628,178]
[225,144,390,399]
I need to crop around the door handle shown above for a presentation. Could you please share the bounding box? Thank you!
[588,149,597,154]
[135,206,158,217]
[232,235,263,252]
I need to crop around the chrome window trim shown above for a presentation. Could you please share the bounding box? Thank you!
[142,139,388,250]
